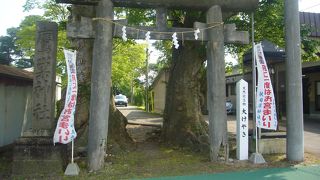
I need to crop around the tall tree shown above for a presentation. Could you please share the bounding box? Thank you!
[161,11,210,152]
[14,15,44,68]
[0,28,24,66]
[21,0,70,79]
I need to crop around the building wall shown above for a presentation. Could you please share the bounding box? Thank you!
[0,84,32,147]
[152,72,168,114]
[306,72,320,117]
[226,63,320,119]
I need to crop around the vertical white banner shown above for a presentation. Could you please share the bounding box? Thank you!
[236,79,249,160]
[53,49,77,144]
[255,43,277,130]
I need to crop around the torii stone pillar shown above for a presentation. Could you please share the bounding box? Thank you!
[88,0,113,171]
[206,5,228,161]
[285,0,304,162]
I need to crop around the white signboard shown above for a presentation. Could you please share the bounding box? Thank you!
[255,43,277,130]
[236,79,248,160]
[53,49,77,144]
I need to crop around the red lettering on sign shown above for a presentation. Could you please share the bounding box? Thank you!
[264,96,272,103]
[59,121,69,129]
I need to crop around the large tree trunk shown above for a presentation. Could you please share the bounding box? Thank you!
[58,38,134,154]
[162,41,209,152]
[61,5,134,156]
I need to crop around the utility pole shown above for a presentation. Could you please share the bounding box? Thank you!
[145,48,150,112]
[285,0,304,161]
[130,72,134,104]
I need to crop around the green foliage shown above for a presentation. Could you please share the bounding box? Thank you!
[42,1,69,22]
[0,34,15,65]
[112,39,146,99]
[226,0,284,64]
[132,85,145,106]
[113,8,162,105]
[15,15,43,58]
[24,0,69,23]
[7,0,71,84]
[225,62,234,75]
[153,40,172,71]
[115,8,155,26]
[227,0,319,65]
[152,10,206,72]
[14,14,70,81]
[23,0,41,11]
[300,25,320,62]
[0,27,33,67]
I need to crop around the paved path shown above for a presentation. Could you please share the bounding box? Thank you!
[301,119,320,157]
[144,165,320,180]
[118,106,163,127]
[119,106,320,157]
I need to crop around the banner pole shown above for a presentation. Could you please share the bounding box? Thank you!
[255,128,258,153]
[63,49,80,176]
[249,13,265,164]
[72,140,74,164]
[251,12,258,154]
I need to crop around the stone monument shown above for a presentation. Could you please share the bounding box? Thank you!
[12,21,66,177]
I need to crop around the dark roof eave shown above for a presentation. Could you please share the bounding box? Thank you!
[0,73,33,82]
[243,51,286,64]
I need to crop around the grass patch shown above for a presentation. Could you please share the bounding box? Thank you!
[64,142,320,180]
[0,145,13,179]
[1,142,319,179]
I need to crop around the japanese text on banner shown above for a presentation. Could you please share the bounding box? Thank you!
[53,49,77,144]
[255,43,277,130]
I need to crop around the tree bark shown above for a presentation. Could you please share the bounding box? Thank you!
[162,41,209,152]
[73,38,93,131]
[56,38,134,154]
[59,5,134,167]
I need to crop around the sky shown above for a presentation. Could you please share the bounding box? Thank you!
[0,0,43,36]
[0,0,319,36]
[0,0,319,63]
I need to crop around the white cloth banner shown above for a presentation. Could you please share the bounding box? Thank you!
[53,49,77,144]
[255,43,277,130]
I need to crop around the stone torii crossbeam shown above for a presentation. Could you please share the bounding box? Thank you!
[57,0,258,171]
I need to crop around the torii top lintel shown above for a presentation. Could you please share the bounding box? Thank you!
[56,0,258,12]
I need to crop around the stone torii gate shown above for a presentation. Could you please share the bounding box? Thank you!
[57,0,257,171]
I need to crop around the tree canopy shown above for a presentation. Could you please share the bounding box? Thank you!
[0,28,22,66]
[112,39,147,97]
[0,0,148,96]
[227,0,319,64]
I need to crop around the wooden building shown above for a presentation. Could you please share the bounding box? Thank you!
[0,65,33,147]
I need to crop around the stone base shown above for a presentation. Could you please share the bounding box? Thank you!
[11,137,67,178]
[64,163,80,176]
[249,132,286,154]
[249,153,266,164]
